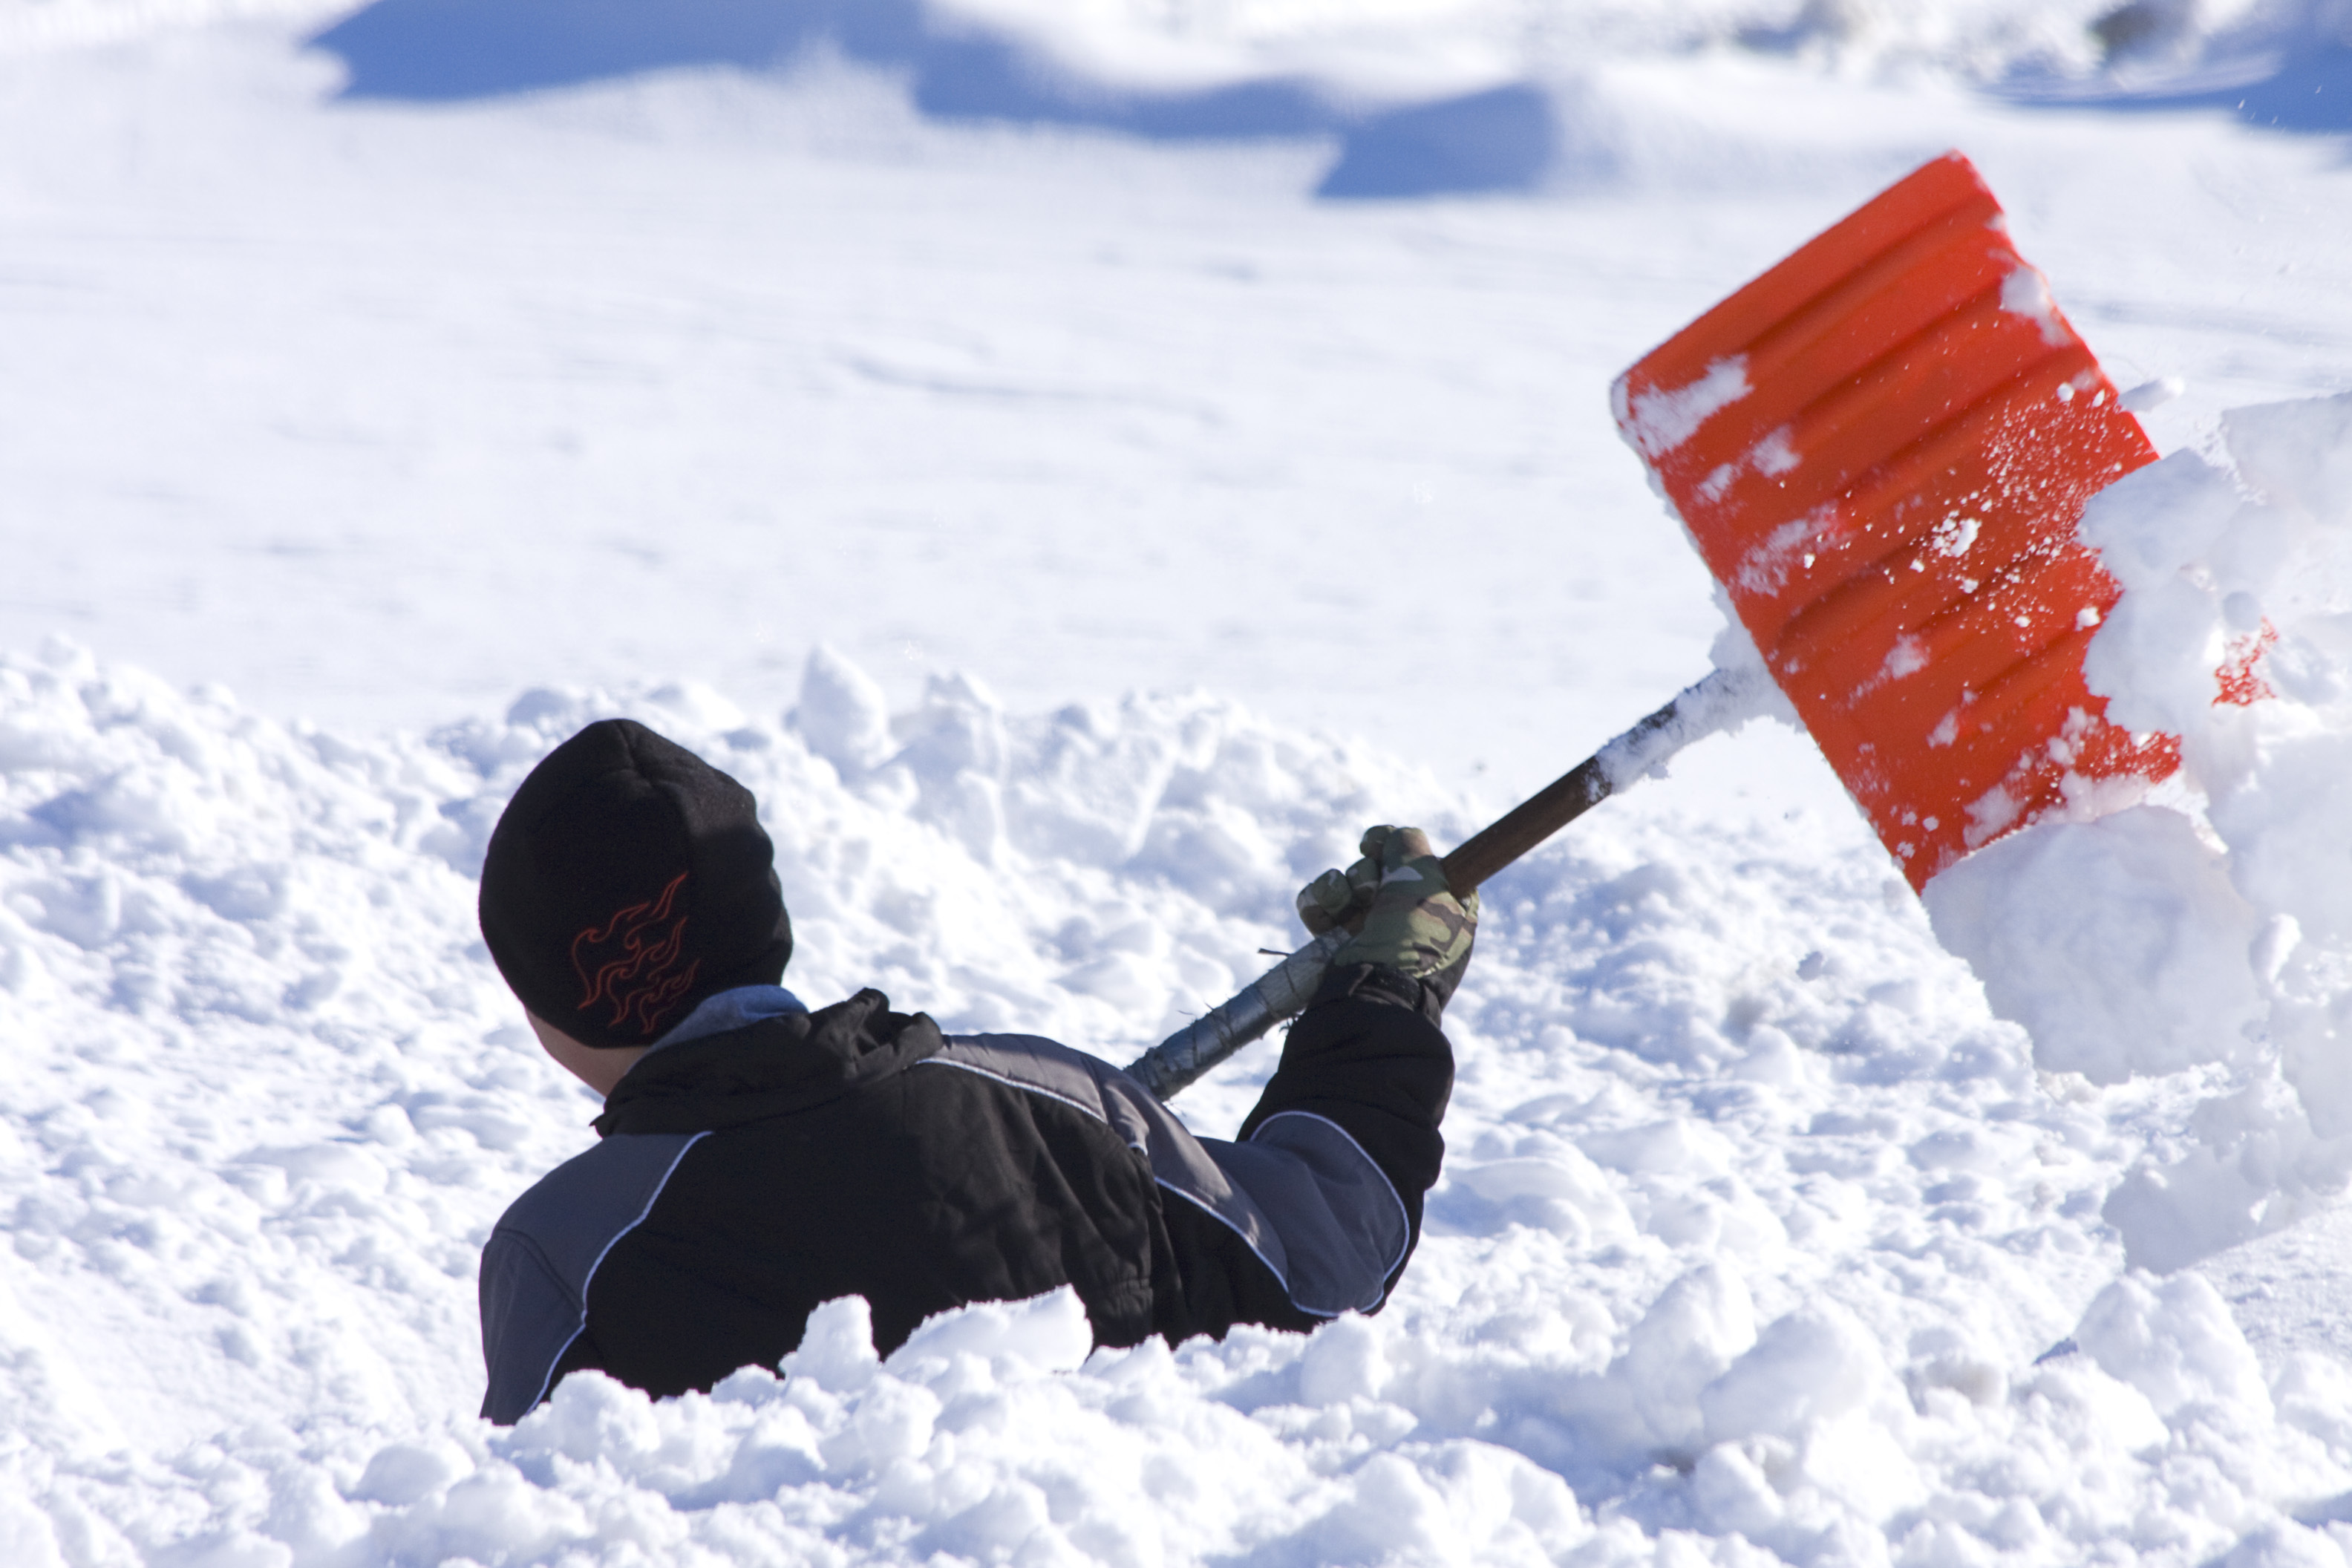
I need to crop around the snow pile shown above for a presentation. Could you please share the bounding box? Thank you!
[1927,393,2352,1271]
[0,0,2146,79]
[938,0,2137,88]
[11,636,2352,1563]
[0,633,1440,1453]
[0,0,2278,102]
[352,1293,1590,1567]
[931,0,2337,89]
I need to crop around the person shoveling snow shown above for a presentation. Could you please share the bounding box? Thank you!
[468,151,2255,1428]
[470,717,1476,1422]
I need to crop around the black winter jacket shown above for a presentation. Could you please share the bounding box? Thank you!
[478,964,1453,1422]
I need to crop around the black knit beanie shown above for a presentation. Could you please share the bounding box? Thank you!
[478,719,791,1048]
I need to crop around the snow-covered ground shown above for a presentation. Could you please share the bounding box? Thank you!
[8,1,2352,1564]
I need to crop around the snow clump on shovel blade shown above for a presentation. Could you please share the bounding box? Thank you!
[1923,803,2263,1085]
[1616,355,1752,460]
[1927,391,2352,1267]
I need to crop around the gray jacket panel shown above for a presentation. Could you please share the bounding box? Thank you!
[1209,1111,1411,1315]
[927,1035,1408,1316]
[479,1130,705,1424]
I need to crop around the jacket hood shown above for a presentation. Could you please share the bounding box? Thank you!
[594,989,943,1137]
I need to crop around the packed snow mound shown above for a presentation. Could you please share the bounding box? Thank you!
[1927,393,2352,1272]
[279,0,2352,203]
[10,637,2352,1564]
[281,0,2152,111]
[922,0,2164,90]
[9,0,2341,192]
[0,0,2164,77]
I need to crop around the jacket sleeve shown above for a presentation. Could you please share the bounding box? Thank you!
[1232,962,1454,1303]
[479,1226,585,1425]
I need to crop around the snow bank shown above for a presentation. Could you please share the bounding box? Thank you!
[1927,393,2352,1270]
[921,0,2216,89]
[11,636,2352,1563]
[0,0,2201,83]
[13,0,2278,206]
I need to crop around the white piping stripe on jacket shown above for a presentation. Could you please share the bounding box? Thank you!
[523,1129,709,1416]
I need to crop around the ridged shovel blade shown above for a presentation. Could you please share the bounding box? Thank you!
[1614,151,2175,890]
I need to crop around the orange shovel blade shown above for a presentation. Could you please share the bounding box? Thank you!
[1613,151,2175,891]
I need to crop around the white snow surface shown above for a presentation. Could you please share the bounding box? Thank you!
[13,636,2351,1568]
[10,1,2352,1564]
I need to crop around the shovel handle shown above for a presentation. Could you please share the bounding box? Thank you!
[1123,664,1765,1101]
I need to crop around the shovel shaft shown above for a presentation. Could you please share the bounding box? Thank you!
[1439,663,1763,892]
[1117,928,1350,1102]
[1123,664,1765,1101]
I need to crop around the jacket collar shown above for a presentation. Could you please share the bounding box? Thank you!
[643,984,808,1058]
[594,989,942,1137]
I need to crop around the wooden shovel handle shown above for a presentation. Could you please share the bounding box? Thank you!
[1443,670,1750,891]
[1439,753,1614,895]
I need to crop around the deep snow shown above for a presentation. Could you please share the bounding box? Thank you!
[10,1,2352,1564]
[2,635,2336,1567]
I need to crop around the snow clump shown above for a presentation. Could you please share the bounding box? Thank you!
[1927,393,2352,1270]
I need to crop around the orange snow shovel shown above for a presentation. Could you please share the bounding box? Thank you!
[1131,151,2182,1100]
[1616,150,2176,892]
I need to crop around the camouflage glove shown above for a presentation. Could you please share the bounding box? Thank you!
[1296,824,1479,1008]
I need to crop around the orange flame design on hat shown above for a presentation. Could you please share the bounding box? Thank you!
[572,872,701,1038]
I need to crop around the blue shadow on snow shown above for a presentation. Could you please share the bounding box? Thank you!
[311,0,842,100]
[307,0,1559,197]
[1313,85,1558,199]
